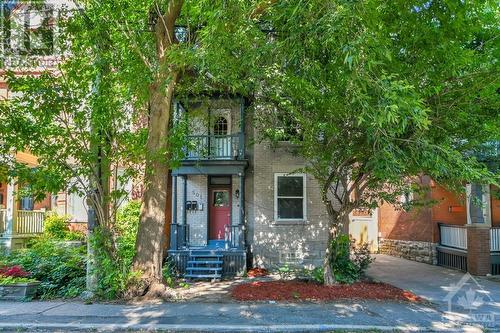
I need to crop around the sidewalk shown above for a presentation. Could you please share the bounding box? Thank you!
[1,255,499,332]
[0,298,485,332]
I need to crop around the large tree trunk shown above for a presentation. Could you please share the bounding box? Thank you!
[131,0,184,297]
[322,200,350,285]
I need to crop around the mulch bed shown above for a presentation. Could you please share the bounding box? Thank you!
[247,268,269,278]
[232,280,422,302]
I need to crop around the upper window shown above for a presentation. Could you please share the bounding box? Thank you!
[274,173,306,221]
[213,116,228,136]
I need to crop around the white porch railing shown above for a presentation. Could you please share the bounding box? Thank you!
[15,210,45,235]
[439,224,467,250]
[491,228,500,252]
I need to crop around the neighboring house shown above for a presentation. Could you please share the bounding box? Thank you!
[378,178,500,276]
[0,152,51,249]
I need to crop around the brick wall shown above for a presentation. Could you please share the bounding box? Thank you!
[467,225,490,275]
[176,175,208,246]
[250,139,332,269]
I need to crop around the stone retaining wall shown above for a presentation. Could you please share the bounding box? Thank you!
[379,238,437,265]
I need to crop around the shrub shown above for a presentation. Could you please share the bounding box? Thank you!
[91,200,141,299]
[43,215,71,239]
[0,276,37,285]
[301,267,324,284]
[43,215,85,241]
[0,265,30,277]
[4,237,86,298]
[329,234,374,284]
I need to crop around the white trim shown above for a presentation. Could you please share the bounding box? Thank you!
[274,173,307,222]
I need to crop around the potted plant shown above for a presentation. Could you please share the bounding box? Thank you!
[0,265,39,300]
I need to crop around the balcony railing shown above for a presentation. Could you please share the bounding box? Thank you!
[491,227,500,252]
[184,134,242,160]
[439,223,467,250]
[0,209,45,236]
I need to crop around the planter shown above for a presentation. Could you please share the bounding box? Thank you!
[0,282,40,300]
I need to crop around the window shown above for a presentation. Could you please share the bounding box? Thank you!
[274,173,306,221]
[213,190,230,207]
[213,116,228,136]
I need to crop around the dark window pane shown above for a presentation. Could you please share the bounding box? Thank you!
[210,176,231,185]
[277,198,303,219]
[277,176,303,197]
[213,190,229,207]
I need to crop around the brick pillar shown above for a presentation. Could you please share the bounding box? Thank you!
[466,224,490,276]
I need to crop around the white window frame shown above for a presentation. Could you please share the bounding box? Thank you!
[274,173,307,222]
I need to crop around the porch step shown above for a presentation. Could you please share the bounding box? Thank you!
[184,274,222,279]
[187,267,222,272]
[187,260,223,265]
[185,249,224,280]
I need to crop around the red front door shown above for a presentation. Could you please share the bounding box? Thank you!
[209,188,231,240]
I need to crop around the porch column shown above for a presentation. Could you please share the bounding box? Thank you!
[170,175,178,250]
[5,179,17,236]
[238,174,245,249]
[466,183,492,275]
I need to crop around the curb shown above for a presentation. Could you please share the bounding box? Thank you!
[0,322,485,332]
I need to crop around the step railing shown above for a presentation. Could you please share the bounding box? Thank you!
[225,224,243,249]
[15,210,45,235]
[439,223,467,250]
[491,227,500,252]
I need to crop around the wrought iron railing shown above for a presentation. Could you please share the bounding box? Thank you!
[225,224,243,249]
[176,223,190,248]
[184,134,242,160]
[439,223,467,250]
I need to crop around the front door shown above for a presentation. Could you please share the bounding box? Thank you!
[209,188,231,240]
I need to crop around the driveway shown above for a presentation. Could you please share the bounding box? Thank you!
[367,254,500,319]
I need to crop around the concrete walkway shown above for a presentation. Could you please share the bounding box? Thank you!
[0,255,499,332]
[367,254,500,325]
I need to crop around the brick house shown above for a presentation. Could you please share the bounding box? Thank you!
[377,174,500,276]
[167,98,346,279]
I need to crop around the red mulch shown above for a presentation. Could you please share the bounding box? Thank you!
[232,280,422,302]
[247,268,269,278]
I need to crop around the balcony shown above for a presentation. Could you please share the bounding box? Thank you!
[184,134,243,161]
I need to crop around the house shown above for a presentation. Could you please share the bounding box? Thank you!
[167,97,360,279]
[0,152,51,249]
[377,177,500,276]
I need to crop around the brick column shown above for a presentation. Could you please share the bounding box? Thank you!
[466,224,490,276]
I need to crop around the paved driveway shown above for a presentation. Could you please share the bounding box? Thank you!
[367,254,500,316]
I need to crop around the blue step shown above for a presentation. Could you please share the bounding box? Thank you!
[190,254,223,258]
[187,267,222,272]
[187,260,223,265]
[207,240,226,248]
[185,274,222,279]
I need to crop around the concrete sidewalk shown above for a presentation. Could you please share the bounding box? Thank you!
[0,299,482,332]
[0,255,499,332]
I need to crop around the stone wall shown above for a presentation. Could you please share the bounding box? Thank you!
[379,238,437,265]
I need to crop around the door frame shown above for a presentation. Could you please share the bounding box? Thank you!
[207,176,232,241]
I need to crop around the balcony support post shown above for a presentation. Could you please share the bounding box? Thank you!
[5,179,17,236]
[170,175,178,250]
[238,173,245,250]
[239,98,245,159]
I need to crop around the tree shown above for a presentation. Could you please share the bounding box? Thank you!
[253,0,499,284]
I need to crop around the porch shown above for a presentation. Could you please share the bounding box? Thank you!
[437,223,500,275]
[0,208,46,250]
